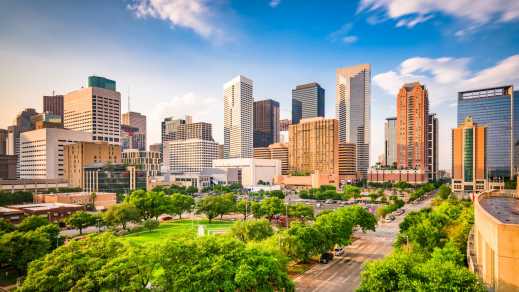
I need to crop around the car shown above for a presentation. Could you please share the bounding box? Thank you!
[325,199,335,204]
[334,247,345,256]
[320,252,334,264]
[394,209,405,216]
[384,215,395,223]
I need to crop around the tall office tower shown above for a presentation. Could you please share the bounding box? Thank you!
[224,75,253,159]
[120,124,139,151]
[32,112,63,129]
[253,99,280,147]
[339,143,357,179]
[218,144,224,159]
[64,142,121,188]
[336,64,371,177]
[162,116,213,144]
[291,82,325,124]
[279,119,291,143]
[458,86,519,178]
[16,108,38,132]
[288,117,339,175]
[396,82,429,170]
[384,117,397,167]
[427,114,439,181]
[452,116,487,195]
[19,128,92,179]
[43,95,64,120]
[122,111,146,151]
[64,76,121,144]
[0,129,7,155]
[254,143,289,175]
[7,108,39,178]
[164,139,219,173]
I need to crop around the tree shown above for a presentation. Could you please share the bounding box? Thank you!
[35,224,61,249]
[17,215,49,232]
[235,198,252,220]
[143,219,160,232]
[170,193,195,219]
[196,196,220,223]
[231,219,273,242]
[436,184,452,200]
[0,218,14,235]
[280,223,325,262]
[347,205,377,232]
[66,211,96,235]
[269,190,285,199]
[288,203,314,222]
[260,197,284,221]
[103,202,140,230]
[343,185,361,200]
[0,230,50,275]
[126,190,172,220]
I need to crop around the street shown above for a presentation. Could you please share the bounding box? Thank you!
[294,194,434,292]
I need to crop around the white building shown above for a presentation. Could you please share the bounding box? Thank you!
[212,158,281,188]
[64,81,121,144]
[164,139,218,173]
[19,128,91,179]
[336,64,371,177]
[224,75,253,159]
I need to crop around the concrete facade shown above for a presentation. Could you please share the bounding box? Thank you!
[254,143,289,175]
[367,168,429,185]
[224,75,253,159]
[212,158,281,187]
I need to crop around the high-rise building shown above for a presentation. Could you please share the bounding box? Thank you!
[19,128,92,179]
[164,139,219,173]
[427,114,439,181]
[0,155,17,180]
[339,143,357,179]
[120,124,139,151]
[336,64,371,177]
[288,117,339,175]
[253,99,280,147]
[122,149,161,177]
[224,75,253,159]
[384,117,397,168]
[396,82,429,170]
[16,108,38,132]
[451,116,487,195]
[291,82,325,124]
[254,143,289,175]
[7,108,39,178]
[43,95,64,121]
[149,143,163,163]
[0,129,7,155]
[32,112,63,129]
[457,86,519,178]
[217,144,224,159]
[64,76,121,144]
[279,119,291,143]
[64,142,121,188]
[162,116,213,144]
[122,111,146,151]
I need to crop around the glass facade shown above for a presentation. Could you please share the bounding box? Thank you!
[88,76,116,91]
[464,129,473,182]
[84,164,146,194]
[457,86,517,178]
[291,83,325,124]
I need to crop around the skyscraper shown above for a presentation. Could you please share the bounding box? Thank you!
[64,76,121,143]
[43,95,64,121]
[452,116,487,195]
[0,129,7,155]
[427,114,439,181]
[384,117,397,167]
[396,82,429,170]
[457,86,518,178]
[291,82,325,124]
[122,111,147,151]
[288,117,339,175]
[253,99,280,147]
[224,75,253,159]
[336,64,371,177]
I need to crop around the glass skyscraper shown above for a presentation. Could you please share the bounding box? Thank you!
[291,82,325,124]
[457,86,518,178]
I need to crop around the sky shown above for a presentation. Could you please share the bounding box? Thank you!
[1,0,519,172]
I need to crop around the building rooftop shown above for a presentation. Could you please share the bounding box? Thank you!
[8,203,83,212]
[480,196,519,224]
[294,82,322,90]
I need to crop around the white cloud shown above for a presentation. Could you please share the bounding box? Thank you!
[128,0,223,41]
[269,0,281,8]
[358,0,519,29]
[342,35,358,44]
[373,54,519,106]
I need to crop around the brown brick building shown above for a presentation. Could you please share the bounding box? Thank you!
[338,143,357,180]
[288,117,339,175]
[254,143,289,175]
[64,142,121,188]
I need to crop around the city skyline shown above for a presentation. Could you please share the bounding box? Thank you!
[1,0,519,172]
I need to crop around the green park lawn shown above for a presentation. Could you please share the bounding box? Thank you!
[123,219,235,244]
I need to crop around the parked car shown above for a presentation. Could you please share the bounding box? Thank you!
[325,199,335,204]
[320,252,334,264]
[334,247,345,256]
[394,209,405,216]
[384,215,396,223]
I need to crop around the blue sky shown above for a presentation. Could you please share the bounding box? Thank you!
[1,0,519,171]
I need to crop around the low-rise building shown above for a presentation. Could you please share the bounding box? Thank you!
[83,163,146,194]
[275,172,339,190]
[367,168,429,185]
[0,206,25,223]
[0,179,70,192]
[122,149,161,177]
[33,192,117,210]
[7,203,84,222]
[212,158,281,188]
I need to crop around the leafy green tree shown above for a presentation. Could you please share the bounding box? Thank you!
[66,211,96,235]
[314,208,354,251]
[143,218,160,232]
[269,190,285,199]
[103,202,141,230]
[0,230,50,275]
[279,223,325,262]
[347,205,377,232]
[196,195,220,223]
[288,203,314,222]
[17,215,49,232]
[35,224,61,249]
[0,218,14,235]
[217,193,235,219]
[126,189,172,220]
[235,198,253,220]
[436,184,453,200]
[170,193,195,219]
[231,219,273,242]
[343,185,361,199]
[261,197,284,221]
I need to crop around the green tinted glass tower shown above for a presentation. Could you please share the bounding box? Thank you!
[88,76,116,91]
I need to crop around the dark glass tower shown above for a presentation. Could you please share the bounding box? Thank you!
[457,86,519,178]
[291,82,325,124]
[253,99,280,147]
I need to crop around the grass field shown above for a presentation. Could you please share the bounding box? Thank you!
[123,219,235,244]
